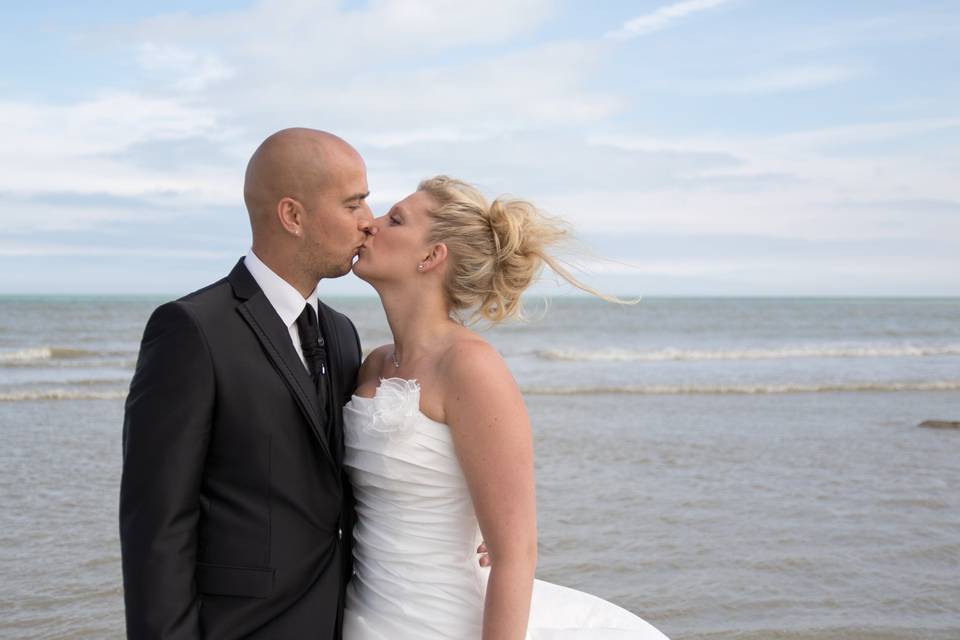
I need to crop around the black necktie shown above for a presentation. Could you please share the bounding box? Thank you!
[295,303,331,425]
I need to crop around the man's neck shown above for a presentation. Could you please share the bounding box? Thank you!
[250,246,318,300]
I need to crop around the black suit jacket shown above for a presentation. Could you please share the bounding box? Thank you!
[120,258,360,640]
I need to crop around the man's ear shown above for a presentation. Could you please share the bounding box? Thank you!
[277,197,305,237]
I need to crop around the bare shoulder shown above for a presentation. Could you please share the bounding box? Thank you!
[438,336,510,385]
[437,335,523,421]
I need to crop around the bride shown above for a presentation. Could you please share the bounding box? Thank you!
[344,176,669,639]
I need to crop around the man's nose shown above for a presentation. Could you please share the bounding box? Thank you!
[358,206,377,235]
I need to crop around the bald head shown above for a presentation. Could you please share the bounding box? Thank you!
[243,127,361,235]
[241,128,372,295]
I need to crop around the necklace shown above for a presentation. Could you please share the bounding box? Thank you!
[391,350,400,368]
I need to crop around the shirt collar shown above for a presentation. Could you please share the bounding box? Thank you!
[244,249,318,328]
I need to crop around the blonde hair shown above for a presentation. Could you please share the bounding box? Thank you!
[417,176,626,324]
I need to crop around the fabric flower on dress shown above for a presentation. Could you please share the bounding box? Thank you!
[365,377,421,440]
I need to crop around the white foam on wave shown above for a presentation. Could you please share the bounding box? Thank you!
[537,344,960,363]
[0,388,128,402]
[0,346,105,363]
[0,346,135,368]
[520,380,960,396]
[0,347,56,363]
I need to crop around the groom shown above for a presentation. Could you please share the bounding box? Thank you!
[120,128,373,639]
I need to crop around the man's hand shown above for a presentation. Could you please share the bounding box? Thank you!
[477,541,490,567]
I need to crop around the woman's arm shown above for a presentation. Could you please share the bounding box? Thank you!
[441,339,537,640]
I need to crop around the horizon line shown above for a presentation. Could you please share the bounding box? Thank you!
[1,293,958,301]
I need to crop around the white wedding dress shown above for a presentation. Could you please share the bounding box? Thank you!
[341,377,670,640]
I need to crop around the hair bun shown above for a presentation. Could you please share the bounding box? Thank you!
[418,175,618,324]
[486,198,527,264]
[475,196,568,322]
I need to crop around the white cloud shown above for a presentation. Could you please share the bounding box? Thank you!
[349,128,489,149]
[0,244,231,259]
[1,1,958,294]
[116,0,556,69]
[280,41,620,132]
[722,64,860,93]
[778,7,960,55]
[0,93,220,159]
[590,117,960,162]
[95,0,614,136]
[566,254,959,280]
[0,91,241,232]
[770,117,960,148]
[591,116,960,182]
[0,0,612,230]
[606,0,732,39]
[138,43,235,92]
[564,118,960,240]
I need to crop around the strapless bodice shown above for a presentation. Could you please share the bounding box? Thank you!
[342,378,487,638]
[341,377,670,640]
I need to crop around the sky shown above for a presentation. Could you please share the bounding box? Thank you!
[0,0,958,297]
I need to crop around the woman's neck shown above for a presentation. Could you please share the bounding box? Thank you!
[376,284,457,366]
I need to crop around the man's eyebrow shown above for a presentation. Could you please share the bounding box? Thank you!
[342,191,370,204]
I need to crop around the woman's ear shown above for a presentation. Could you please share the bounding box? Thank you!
[277,197,305,237]
[421,243,448,272]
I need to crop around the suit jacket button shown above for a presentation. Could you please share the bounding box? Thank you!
[337,527,343,540]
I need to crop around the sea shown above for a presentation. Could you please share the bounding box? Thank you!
[1,295,958,639]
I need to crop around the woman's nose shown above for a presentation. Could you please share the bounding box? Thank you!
[369,214,390,233]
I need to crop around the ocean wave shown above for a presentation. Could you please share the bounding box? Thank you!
[519,380,960,396]
[0,389,128,402]
[0,346,135,367]
[2,358,138,370]
[0,347,91,362]
[69,378,132,386]
[4,380,957,402]
[536,344,960,363]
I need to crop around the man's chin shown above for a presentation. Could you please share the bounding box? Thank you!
[318,261,353,281]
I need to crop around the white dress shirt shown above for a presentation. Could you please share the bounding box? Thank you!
[244,249,317,371]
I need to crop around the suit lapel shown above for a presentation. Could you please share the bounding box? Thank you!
[228,259,335,468]
[316,299,344,465]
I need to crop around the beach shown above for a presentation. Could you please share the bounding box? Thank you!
[1,296,958,638]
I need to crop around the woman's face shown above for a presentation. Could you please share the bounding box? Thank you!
[352,189,438,284]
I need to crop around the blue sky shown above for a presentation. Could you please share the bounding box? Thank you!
[1,0,958,296]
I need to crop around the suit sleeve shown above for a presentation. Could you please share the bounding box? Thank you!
[119,301,214,640]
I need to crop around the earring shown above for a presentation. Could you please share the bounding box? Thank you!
[417,263,424,272]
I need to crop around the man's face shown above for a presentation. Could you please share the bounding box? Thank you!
[300,150,372,280]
